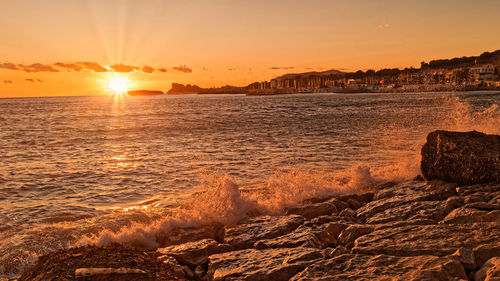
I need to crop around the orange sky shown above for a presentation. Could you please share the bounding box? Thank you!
[1,0,500,97]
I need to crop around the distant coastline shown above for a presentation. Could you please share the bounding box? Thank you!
[164,50,500,95]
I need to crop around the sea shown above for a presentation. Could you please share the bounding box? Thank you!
[0,91,499,278]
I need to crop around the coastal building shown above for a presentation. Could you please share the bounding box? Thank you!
[470,64,496,83]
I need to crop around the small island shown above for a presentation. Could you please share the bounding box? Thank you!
[127,90,164,96]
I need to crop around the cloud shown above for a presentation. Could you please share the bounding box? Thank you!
[0,62,19,70]
[269,66,295,70]
[377,23,390,29]
[142,65,154,73]
[76,62,108,72]
[173,65,192,73]
[20,63,59,73]
[54,62,84,72]
[110,64,139,73]
[25,78,43,83]
[3,80,13,84]
[2,61,167,74]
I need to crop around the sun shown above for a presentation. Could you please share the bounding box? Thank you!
[107,77,129,94]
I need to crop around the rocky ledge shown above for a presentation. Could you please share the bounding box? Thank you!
[20,130,500,280]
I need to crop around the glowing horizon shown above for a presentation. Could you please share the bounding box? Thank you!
[1,0,500,97]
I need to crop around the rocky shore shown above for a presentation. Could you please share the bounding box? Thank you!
[19,130,500,280]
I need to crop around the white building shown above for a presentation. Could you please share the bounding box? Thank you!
[470,64,496,82]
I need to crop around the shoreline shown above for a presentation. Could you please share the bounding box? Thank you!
[17,179,500,281]
[17,130,500,281]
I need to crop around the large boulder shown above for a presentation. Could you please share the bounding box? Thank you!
[207,247,323,281]
[289,254,467,281]
[421,130,500,185]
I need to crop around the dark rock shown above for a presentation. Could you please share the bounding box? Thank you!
[156,223,224,247]
[450,248,476,270]
[285,201,338,219]
[421,130,500,185]
[326,198,350,212]
[19,244,188,281]
[157,239,232,267]
[475,257,500,281]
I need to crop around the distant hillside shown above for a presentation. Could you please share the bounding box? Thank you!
[167,83,203,94]
[421,50,500,70]
[274,69,345,80]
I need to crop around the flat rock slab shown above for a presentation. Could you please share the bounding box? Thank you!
[365,200,447,224]
[357,181,455,221]
[353,223,500,266]
[208,247,323,281]
[222,215,304,249]
[290,254,467,281]
[157,239,233,267]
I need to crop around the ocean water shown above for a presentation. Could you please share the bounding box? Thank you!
[0,91,499,277]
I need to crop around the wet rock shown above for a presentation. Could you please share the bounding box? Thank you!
[182,265,195,279]
[290,254,467,281]
[421,130,500,185]
[325,246,349,258]
[346,198,362,209]
[338,192,374,205]
[474,244,500,268]
[475,257,500,281]
[441,207,500,224]
[19,244,188,281]
[207,247,323,281]
[353,223,500,265]
[195,265,206,280]
[157,239,233,267]
[157,255,186,278]
[337,224,374,247]
[286,201,338,219]
[338,208,356,219]
[450,248,476,270]
[222,215,304,249]
[157,223,224,247]
[326,198,350,212]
